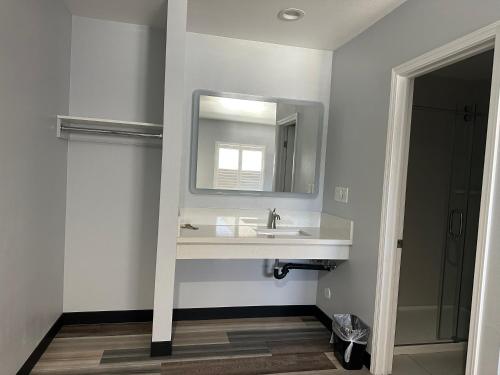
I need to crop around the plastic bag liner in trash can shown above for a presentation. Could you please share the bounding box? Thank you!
[330,314,370,370]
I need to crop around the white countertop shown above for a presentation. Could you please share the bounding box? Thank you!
[178,225,352,246]
[176,210,353,260]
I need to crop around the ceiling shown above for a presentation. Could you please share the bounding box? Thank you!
[200,96,277,125]
[187,0,407,50]
[63,0,407,51]
[429,50,494,82]
[64,0,167,28]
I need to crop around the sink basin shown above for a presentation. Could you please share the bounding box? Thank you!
[254,228,310,237]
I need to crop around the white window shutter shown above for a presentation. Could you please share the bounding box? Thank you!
[214,143,265,191]
[215,169,239,190]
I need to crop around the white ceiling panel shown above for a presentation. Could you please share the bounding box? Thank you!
[64,0,406,50]
[187,0,407,50]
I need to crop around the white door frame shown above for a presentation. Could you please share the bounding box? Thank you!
[371,21,500,375]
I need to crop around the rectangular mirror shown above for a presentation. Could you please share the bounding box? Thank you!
[190,90,323,196]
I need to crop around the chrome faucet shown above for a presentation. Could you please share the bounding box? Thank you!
[267,208,281,229]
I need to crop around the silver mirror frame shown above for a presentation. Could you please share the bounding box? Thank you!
[189,89,324,198]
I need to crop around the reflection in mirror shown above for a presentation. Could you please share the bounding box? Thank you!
[191,91,322,195]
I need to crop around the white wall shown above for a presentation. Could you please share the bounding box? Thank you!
[63,22,326,311]
[167,33,333,310]
[69,16,165,123]
[174,260,318,308]
[182,32,332,210]
[0,1,71,373]
[317,0,500,369]
[152,0,186,343]
[63,16,165,312]
[63,141,161,312]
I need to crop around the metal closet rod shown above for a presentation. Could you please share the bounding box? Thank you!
[60,125,163,139]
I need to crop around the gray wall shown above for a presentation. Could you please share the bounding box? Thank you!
[317,1,500,365]
[63,16,165,312]
[0,1,71,373]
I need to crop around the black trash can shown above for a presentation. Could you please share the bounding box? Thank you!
[330,314,370,370]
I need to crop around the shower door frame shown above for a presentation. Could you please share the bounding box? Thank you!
[371,21,500,375]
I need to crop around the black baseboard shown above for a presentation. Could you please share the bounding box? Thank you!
[59,306,317,325]
[62,309,153,325]
[312,305,333,332]
[150,341,172,356]
[173,305,317,321]
[16,315,64,375]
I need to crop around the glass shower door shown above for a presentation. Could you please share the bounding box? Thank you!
[456,111,487,340]
[437,107,486,341]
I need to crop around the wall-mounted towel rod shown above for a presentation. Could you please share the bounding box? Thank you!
[60,125,163,139]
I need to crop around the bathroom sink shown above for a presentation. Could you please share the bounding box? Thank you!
[254,228,310,237]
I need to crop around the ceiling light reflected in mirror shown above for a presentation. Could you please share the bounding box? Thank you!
[200,96,277,125]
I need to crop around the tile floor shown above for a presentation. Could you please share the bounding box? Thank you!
[393,350,466,375]
[395,308,452,345]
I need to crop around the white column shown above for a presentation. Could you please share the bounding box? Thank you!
[151,0,187,355]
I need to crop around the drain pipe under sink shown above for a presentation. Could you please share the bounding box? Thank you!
[273,259,336,279]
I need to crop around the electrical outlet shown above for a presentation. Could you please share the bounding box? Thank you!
[324,287,332,299]
[334,186,349,203]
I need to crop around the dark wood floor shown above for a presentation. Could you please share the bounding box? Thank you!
[30,316,369,374]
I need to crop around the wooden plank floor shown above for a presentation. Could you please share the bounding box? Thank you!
[31,316,370,374]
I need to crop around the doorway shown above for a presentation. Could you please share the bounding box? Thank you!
[391,50,493,374]
[274,115,297,192]
[371,22,500,375]
[396,51,493,346]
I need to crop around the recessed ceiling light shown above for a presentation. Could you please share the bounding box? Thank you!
[277,8,305,22]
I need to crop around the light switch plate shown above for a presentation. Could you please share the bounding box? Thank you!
[334,186,349,203]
